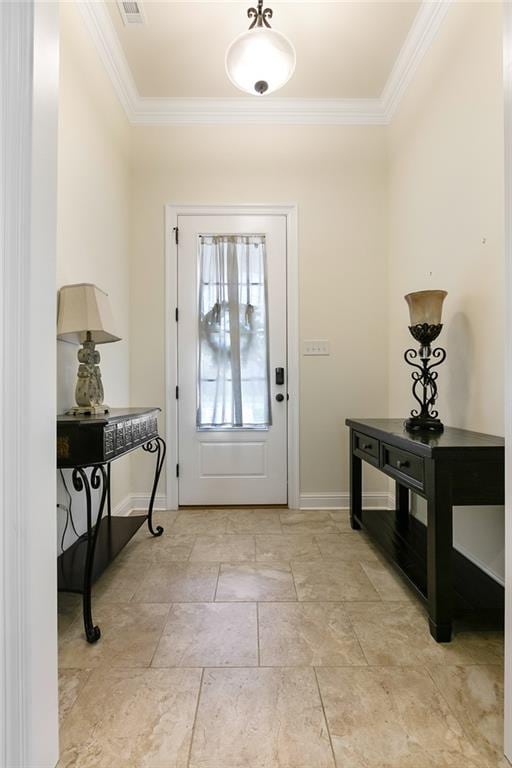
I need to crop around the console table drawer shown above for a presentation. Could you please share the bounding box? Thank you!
[381,443,424,490]
[353,431,380,464]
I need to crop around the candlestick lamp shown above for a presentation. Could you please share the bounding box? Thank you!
[404,289,447,432]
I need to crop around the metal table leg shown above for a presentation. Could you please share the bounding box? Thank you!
[142,436,166,537]
[71,465,108,644]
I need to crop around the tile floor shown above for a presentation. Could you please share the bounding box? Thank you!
[58,508,506,768]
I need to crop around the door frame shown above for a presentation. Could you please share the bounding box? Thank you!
[504,3,512,760]
[1,2,60,765]
[164,204,299,510]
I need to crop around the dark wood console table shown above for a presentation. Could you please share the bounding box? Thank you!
[57,407,166,643]
[346,418,504,642]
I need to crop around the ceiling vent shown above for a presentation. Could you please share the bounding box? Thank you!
[117,0,146,25]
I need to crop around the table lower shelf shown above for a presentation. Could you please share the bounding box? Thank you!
[356,509,504,628]
[57,514,146,593]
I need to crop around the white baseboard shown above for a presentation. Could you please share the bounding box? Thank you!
[299,492,393,510]
[112,493,167,517]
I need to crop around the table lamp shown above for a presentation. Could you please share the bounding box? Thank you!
[404,289,447,432]
[57,283,121,415]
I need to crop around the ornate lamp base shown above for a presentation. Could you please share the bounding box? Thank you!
[69,336,109,416]
[404,323,446,435]
[405,415,444,433]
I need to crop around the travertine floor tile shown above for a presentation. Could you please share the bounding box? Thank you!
[291,559,380,601]
[132,562,219,602]
[189,534,255,561]
[255,533,322,562]
[216,562,297,601]
[329,510,352,530]
[345,602,504,666]
[58,667,201,768]
[189,667,335,768]
[315,533,379,561]
[59,669,91,723]
[92,557,148,604]
[360,559,414,601]
[57,506,505,768]
[130,509,179,528]
[58,592,81,633]
[59,603,169,669]
[226,509,282,533]
[280,510,341,534]
[259,602,366,667]
[152,602,258,667]
[170,510,229,534]
[120,532,196,564]
[316,666,483,768]
[429,665,507,766]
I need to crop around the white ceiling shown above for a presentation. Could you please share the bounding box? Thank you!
[105,1,420,99]
[77,0,452,124]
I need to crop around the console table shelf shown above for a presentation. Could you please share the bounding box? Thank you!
[355,508,504,628]
[57,515,146,593]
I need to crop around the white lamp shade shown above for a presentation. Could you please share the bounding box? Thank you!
[225,26,296,95]
[57,283,121,344]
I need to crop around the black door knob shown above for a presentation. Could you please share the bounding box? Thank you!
[275,393,285,402]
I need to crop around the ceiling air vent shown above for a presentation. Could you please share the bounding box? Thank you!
[117,0,146,25]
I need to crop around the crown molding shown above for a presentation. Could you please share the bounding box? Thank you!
[131,96,386,125]
[76,0,138,120]
[381,0,453,122]
[77,0,453,126]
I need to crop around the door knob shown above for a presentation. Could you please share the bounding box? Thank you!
[275,393,285,402]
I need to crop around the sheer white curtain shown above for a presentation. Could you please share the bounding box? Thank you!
[197,235,271,429]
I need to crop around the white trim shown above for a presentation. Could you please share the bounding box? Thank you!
[381,0,453,122]
[299,492,392,510]
[164,204,300,511]
[111,494,135,517]
[77,0,452,126]
[112,494,168,516]
[131,97,385,126]
[76,0,138,121]
[503,1,512,760]
[0,2,60,765]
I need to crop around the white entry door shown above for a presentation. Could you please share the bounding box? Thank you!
[177,214,288,505]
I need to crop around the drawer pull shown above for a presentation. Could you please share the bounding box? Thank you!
[397,460,410,469]
[362,443,372,450]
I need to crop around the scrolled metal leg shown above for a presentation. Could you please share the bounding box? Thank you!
[72,465,108,643]
[142,436,166,537]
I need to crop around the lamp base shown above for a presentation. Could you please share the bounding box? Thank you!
[405,415,444,433]
[66,404,111,416]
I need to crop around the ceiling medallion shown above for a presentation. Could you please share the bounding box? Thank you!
[225,0,296,96]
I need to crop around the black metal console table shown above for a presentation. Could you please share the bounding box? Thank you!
[57,407,166,643]
[346,418,504,642]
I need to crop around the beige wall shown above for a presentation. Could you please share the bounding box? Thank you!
[387,1,505,581]
[57,1,132,538]
[129,125,390,500]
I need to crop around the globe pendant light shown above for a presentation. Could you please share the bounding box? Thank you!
[225,0,296,95]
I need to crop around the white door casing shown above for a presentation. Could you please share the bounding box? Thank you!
[178,214,287,506]
[0,2,60,765]
[165,205,299,510]
[503,3,512,762]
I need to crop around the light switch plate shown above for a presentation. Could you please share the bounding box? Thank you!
[303,339,330,356]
